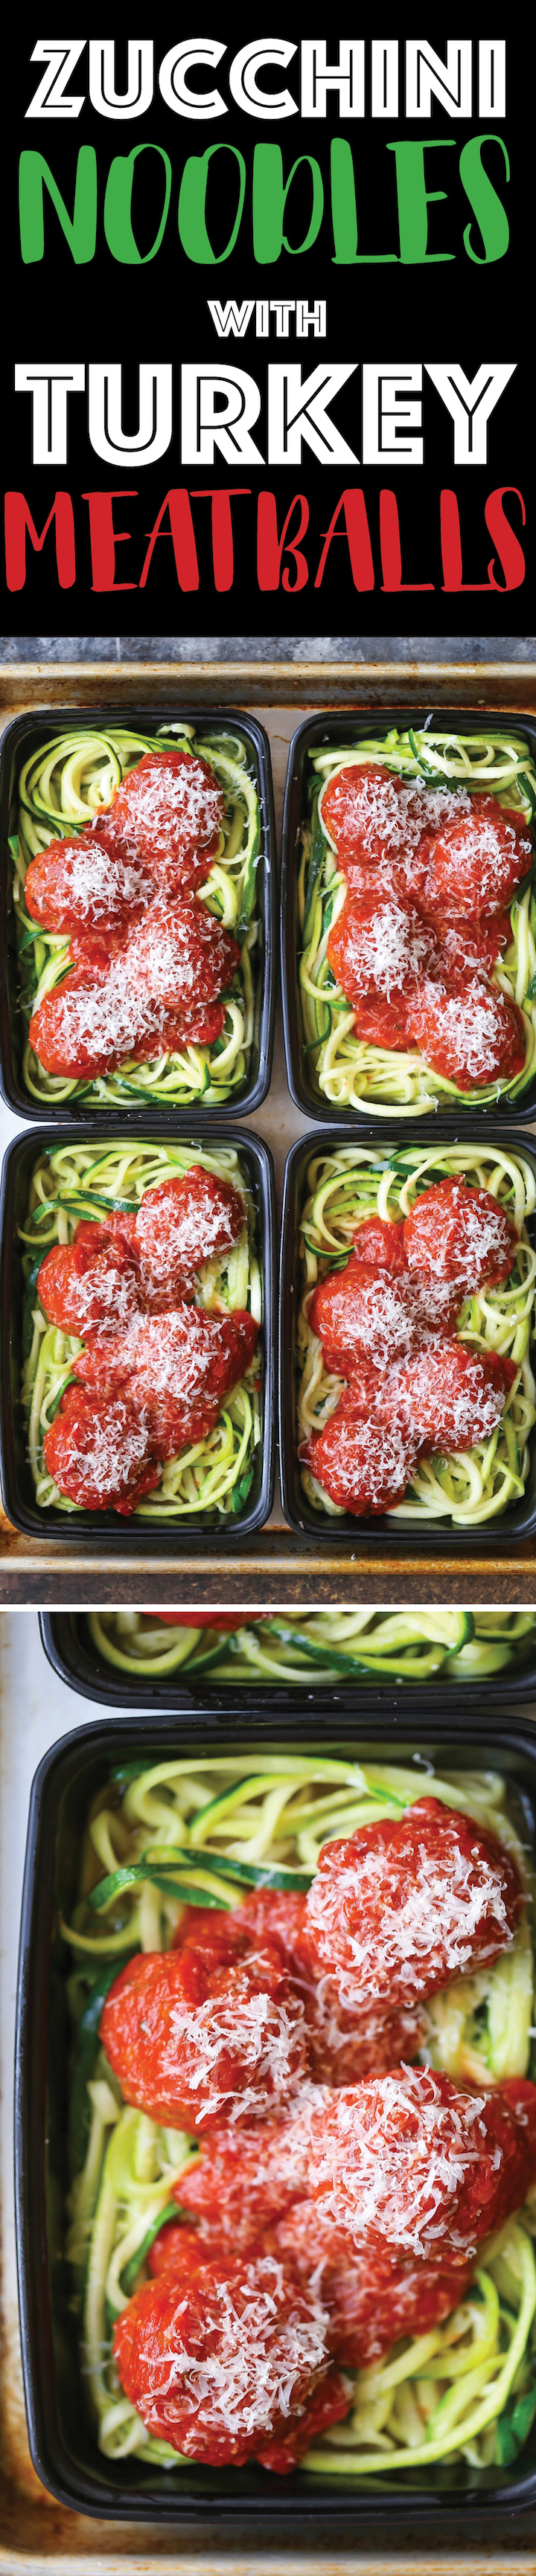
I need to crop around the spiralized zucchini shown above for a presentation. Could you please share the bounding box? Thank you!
[63,1750,536,2479]
[19,1140,263,1522]
[296,1143,536,1527]
[87,1607,536,1689]
[297,727,536,1115]
[11,722,261,1106]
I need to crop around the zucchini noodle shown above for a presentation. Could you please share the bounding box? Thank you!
[63,1750,536,2481]
[296,727,536,1115]
[295,1143,536,1528]
[19,1140,263,1523]
[10,723,261,1106]
[87,1607,536,1689]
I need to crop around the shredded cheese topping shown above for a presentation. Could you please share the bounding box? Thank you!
[334,899,434,999]
[39,902,233,1061]
[310,1413,417,1510]
[107,753,224,851]
[296,2068,490,2261]
[135,1175,243,1286]
[305,1814,511,2010]
[386,1340,508,1448]
[49,1398,152,1498]
[168,1954,308,2124]
[146,2255,331,2439]
[323,770,471,861]
[405,1182,516,1291]
[426,810,531,909]
[411,978,519,1079]
[37,840,151,919]
[97,1306,239,1404]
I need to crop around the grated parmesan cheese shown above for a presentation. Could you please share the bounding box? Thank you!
[322,767,471,864]
[36,838,152,921]
[34,899,235,1069]
[134,1171,244,1292]
[45,1396,153,1501]
[168,1950,309,2127]
[126,2252,331,2445]
[304,1806,513,2013]
[295,2067,491,2261]
[405,1180,517,1292]
[382,1337,508,1448]
[330,898,434,1000]
[410,977,522,1082]
[102,751,225,854]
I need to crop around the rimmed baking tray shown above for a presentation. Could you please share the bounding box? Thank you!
[0,704,276,1125]
[14,1700,536,2532]
[0,1121,275,1551]
[2,663,536,1602]
[278,1123,536,1554]
[39,1609,536,1718]
[280,708,536,1127]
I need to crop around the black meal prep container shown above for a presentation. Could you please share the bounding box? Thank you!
[0,704,276,1123]
[278,1122,536,1554]
[280,707,536,1126]
[0,1121,275,1550]
[39,1608,536,1719]
[15,1706,536,2536]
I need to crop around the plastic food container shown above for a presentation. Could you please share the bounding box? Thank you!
[278,1123,536,1554]
[15,1706,536,2530]
[0,1122,275,1550]
[0,705,275,1123]
[39,1610,536,1718]
[280,710,536,1125]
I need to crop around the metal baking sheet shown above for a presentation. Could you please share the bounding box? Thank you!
[1,1607,536,2574]
[1,664,536,1604]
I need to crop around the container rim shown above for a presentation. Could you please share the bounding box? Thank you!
[15,1706,536,2526]
[0,700,276,1125]
[280,704,536,1128]
[278,1119,536,1554]
[0,1118,276,1550]
[39,1607,536,1718]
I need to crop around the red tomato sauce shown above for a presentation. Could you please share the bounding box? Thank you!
[403,1176,518,1293]
[316,762,532,1093]
[39,1168,258,1512]
[112,2244,348,2468]
[105,1812,536,2467]
[322,762,429,874]
[272,2200,472,2368]
[303,1159,519,1515]
[383,1337,517,1454]
[37,1221,139,1337]
[43,1387,160,1514]
[350,1216,407,1272]
[95,746,225,879]
[151,1612,250,1630]
[308,1259,457,1380]
[302,1390,421,1517]
[100,1936,308,2132]
[25,835,153,937]
[27,745,237,1082]
[29,899,238,1082]
[303,1796,522,2013]
[299,2066,536,2265]
[421,800,531,919]
[327,891,437,1030]
[408,977,526,1091]
[133,1168,245,1302]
